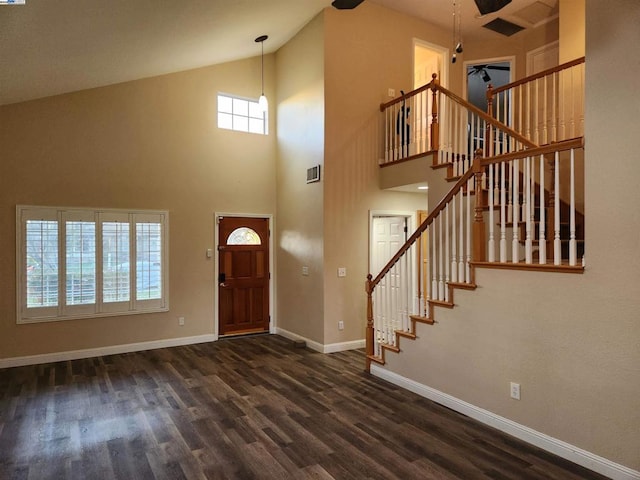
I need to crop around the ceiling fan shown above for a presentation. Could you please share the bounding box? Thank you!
[468,64,510,82]
[473,0,512,15]
[331,0,365,9]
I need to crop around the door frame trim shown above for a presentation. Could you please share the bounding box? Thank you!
[213,212,275,339]
[413,38,449,90]
[462,55,516,103]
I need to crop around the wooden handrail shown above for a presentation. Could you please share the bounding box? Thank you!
[435,84,538,150]
[379,76,537,165]
[369,138,583,290]
[480,137,584,167]
[371,160,477,289]
[491,57,585,96]
[379,81,434,112]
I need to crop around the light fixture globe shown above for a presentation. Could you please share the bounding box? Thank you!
[255,35,268,112]
[258,94,268,111]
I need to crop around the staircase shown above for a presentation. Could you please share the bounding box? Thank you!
[367,58,586,370]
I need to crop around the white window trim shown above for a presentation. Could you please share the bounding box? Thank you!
[16,205,169,324]
[217,92,269,135]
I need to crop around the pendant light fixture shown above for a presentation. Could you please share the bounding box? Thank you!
[255,34,268,112]
[451,0,463,63]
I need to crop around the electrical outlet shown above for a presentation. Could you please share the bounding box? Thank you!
[178,316,185,326]
[338,267,347,277]
[338,321,344,330]
[388,88,396,97]
[510,382,521,400]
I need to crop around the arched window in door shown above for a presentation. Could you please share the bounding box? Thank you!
[226,227,261,245]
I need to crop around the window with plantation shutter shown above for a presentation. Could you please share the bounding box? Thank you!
[17,206,168,323]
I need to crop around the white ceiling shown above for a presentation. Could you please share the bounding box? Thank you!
[0,0,557,106]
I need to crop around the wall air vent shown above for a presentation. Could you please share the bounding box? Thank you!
[482,17,525,36]
[306,165,321,184]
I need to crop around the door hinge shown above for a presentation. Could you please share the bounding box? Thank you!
[269,272,271,279]
[404,225,408,233]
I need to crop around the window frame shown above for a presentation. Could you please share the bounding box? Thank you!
[217,93,269,135]
[16,205,169,324]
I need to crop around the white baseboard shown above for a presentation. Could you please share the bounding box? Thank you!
[371,365,640,480]
[323,339,365,353]
[0,334,218,369]
[275,328,364,354]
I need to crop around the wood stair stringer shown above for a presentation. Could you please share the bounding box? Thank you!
[367,275,478,366]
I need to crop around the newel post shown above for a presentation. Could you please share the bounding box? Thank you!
[430,73,440,152]
[365,274,374,373]
[485,84,494,156]
[472,149,487,262]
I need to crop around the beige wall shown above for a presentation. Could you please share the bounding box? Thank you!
[322,3,448,345]
[275,13,326,343]
[380,0,640,471]
[559,0,585,62]
[0,56,277,358]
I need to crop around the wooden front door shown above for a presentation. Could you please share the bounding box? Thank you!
[218,216,270,336]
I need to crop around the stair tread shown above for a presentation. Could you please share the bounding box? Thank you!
[381,343,400,353]
[396,330,417,339]
[428,299,454,308]
[367,354,385,365]
[409,314,435,324]
[447,281,477,290]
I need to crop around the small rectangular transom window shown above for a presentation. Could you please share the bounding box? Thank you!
[217,93,268,135]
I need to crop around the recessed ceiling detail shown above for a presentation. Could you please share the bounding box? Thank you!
[482,17,526,36]
[512,1,556,25]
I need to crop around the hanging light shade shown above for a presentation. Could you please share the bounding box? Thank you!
[255,35,268,112]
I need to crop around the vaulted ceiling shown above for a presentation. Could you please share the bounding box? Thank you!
[0,0,557,106]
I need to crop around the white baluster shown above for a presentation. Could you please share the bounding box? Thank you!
[451,195,458,283]
[559,70,566,141]
[384,107,389,164]
[438,214,444,301]
[500,162,507,262]
[543,75,548,145]
[459,185,465,282]
[525,156,533,264]
[445,204,450,302]
[569,148,577,266]
[507,160,513,223]
[570,69,575,138]
[431,222,438,303]
[401,252,407,332]
[488,162,495,262]
[552,72,557,143]
[526,82,531,141]
[538,154,546,264]
[512,158,520,263]
[554,151,561,265]
[466,177,472,282]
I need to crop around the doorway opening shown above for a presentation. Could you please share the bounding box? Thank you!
[216,215,272,337]
[464,57,514,121]
[413,40,448,90]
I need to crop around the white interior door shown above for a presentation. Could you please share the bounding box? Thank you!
[372,216,407,303]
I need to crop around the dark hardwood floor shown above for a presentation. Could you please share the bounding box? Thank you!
[0,334,607,479]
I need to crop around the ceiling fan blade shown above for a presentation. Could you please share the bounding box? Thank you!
[473,0,512,15]
[332,0,365,9]
[486,66,511,71]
